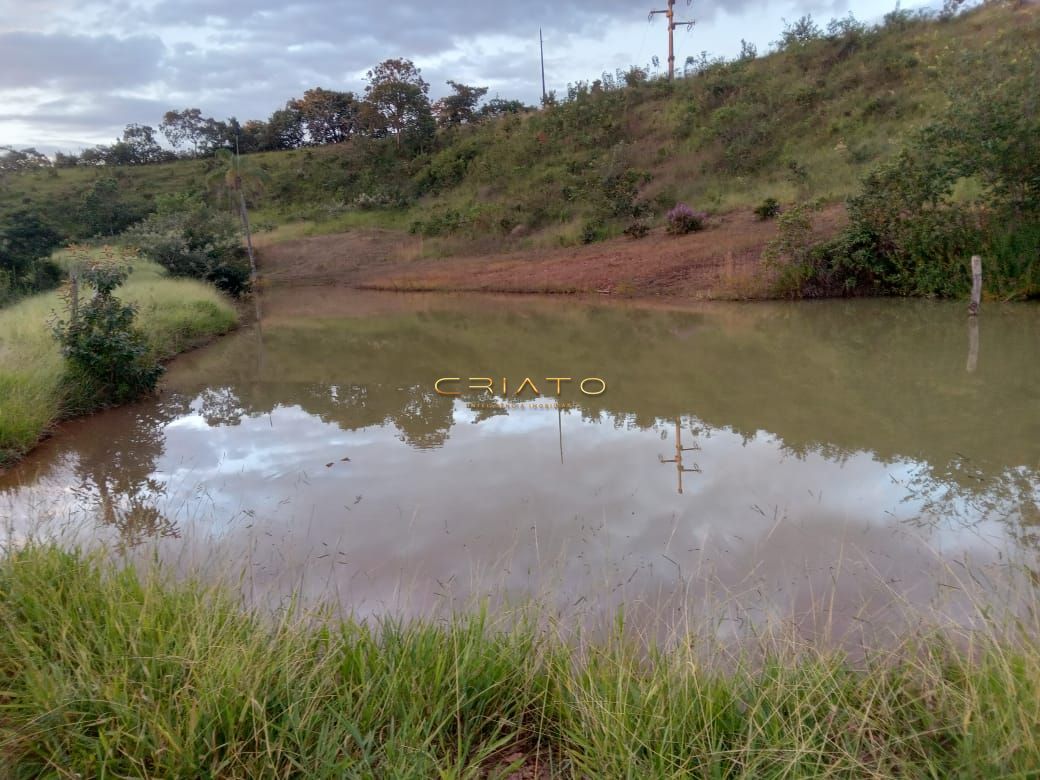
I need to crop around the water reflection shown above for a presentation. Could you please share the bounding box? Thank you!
[1,290,1037,633]
[658,418,701,494]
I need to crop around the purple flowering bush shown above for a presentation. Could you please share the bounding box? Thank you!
[666,203,708,235]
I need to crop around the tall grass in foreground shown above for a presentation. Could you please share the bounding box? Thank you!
[0,254,237,467]
[1,546,1038,778]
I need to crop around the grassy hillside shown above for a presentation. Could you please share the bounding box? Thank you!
[0,249,237,467]
[1,3,1037,253]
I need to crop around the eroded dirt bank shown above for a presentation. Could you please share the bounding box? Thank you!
[257,206,846,299]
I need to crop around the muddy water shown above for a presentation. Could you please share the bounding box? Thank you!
[3,289,1039,637]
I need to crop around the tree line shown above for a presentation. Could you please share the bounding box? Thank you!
[0,59,527,171]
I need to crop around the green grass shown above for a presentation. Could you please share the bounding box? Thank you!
[1,545,1038,777]
[0,250,237,467]
[251,206,416,245]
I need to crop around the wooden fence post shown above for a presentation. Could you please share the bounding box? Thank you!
[967,316,979,373]
[968,255,982,316]
[69,269,79,326]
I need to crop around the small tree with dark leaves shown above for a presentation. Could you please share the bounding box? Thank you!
[53,259,162,405]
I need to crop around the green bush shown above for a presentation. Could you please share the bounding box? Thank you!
[754,198,782,221]
[709,99,776,174]
[52,263,162,405]
[762,201,823,297]
[124,196,251,296]
[0,209,63,304]
[580,218,607,244]
[414,138,485,194]
[623,219,651,239]
[409,207,467,237]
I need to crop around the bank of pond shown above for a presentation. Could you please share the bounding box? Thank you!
[0,255,238,468]
[1,545,1038,778]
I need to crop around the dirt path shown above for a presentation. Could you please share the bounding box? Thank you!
[257,206,846,299]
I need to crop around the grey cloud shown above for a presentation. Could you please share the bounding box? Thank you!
[0,31,164,90]
[0,94,167,133]
[139,0,759,65]
[0,0,920,149]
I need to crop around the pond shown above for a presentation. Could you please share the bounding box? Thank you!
[3,288,1039,638]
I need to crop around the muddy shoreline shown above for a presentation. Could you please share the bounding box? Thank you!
[256,206,847,301]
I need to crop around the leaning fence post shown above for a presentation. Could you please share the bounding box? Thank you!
[69,268,79,326]
[968,255,982,316]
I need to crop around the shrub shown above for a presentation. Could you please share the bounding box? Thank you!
[666,203,707,235]
[754,198,782,221]
[709,99,776,174]
[0,209,63,304]
[124,197,251,296]
[52,261,162,405]
[409,208,467,237]
[762,200,823,297]
[581,218,607,245]
[776,15,823,50]
[623,220,651,239]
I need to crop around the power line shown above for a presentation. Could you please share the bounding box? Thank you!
[648,0,696,80]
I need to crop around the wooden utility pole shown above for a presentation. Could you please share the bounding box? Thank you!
[649,0,695,80]
[539,29,547,103]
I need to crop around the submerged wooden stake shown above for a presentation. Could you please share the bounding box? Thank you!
[969,255,982,316]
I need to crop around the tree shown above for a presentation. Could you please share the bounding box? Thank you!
[106,124,170,165]
[0,210,62,298]
[159,108,219,157]
[480,98,527,118]
[364,58,433,150]
[356,100,389,138]
[433,81,488,127]
[81,177,134,236]
[264,105,306,150]
[199,117,232,154]
[125,196,252,296]
[53,151,79,168]
[290,88,361,144]
[207,148,268,282]
[0,146,51,174]
[52,261,162,404]
[237,120,270,153]
[77,147,108,166]
[777,15,823,49]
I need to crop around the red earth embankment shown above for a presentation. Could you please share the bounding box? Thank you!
[257,206,846,299]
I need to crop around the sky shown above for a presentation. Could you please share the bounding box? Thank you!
[0,0,944,153]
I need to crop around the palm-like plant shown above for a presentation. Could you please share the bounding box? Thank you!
[207,147,267,281]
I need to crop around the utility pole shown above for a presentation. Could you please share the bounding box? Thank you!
[658,418,701,495]
[539,28,547,103]
[648,0,695,80]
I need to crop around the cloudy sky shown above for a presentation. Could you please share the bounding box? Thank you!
[0,0,942,153]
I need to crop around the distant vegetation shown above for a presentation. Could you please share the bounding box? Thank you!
[0,209,62,305]
[0,1,1038,299]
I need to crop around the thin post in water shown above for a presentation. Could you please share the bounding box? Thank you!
[969,255,982,317]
